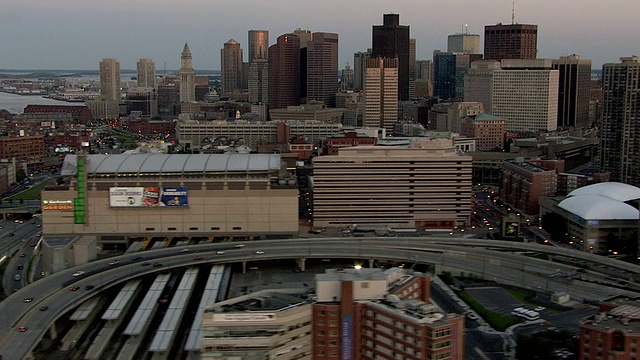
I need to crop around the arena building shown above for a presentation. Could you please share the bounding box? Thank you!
[539,182,640,254]
[40,153,299,257]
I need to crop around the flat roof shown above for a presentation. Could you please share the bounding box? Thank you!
[61,153,282,176]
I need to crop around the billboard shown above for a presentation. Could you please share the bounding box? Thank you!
[341,315,353,360]
[505,222,519,237]
[109,187,188,207]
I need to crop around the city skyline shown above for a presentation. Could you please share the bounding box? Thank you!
[2,0,638,71]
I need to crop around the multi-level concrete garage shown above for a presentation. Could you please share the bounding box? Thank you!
[40,153,299,268]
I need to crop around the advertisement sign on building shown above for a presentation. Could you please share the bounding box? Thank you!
[213,313,276,322]
[109,187,188,207]
[42,199,74,211]
[341,315,353,360]
[505,222,519,237]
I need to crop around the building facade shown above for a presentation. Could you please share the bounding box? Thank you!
[372,14,410,101]
[306,32,339,107]
[499,159,558,215]
[353,50,372,91]
[248,30,269,62]
[99,58,121,102]
[268,34,301,110]
[447,33,481,54]
[221,39,244,96]
[364,58,398,132]
[248,59,269,104]
[460,113,505,151]
[599,57,640,186]
[312,138,472,229]
[136,58,156,88]
[464,60,501,112]
[484,23,538,60]
[552,55,592,129]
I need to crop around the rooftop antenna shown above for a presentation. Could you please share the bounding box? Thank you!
[163,61,167,77]
[511,1,515,24]
[465,24,469,34]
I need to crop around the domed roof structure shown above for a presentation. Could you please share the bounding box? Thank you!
[558,194,639,221]
[567,182,640,202]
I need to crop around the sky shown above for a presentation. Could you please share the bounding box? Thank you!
[1,0,638,71]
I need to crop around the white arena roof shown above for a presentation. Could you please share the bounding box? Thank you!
[61,153,282,176]
[567,182,640,202]
[558,194,639,221]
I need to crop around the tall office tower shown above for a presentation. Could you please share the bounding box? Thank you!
[484,23,538,60]
[409,38,416,99]
[454,53,483,99]
[293,28,312,48]
[433,51,456,100]
[136,58,156,88]
[221,39,243,96]
[552,55,592,129]
[353,50,372,91]
[340,64,354,91]
[464,60,501,112]
[248,59,268,104]
[364,57,398,132]
[447,33,481,54]
[306,32,339,107]
[248,30,269,62]
[600,57,640,186]
[372,14,410,101]
[492,59,559,132]
[179,42,195,103]
[268,34,301,109]
[416,60,433,80]
[99,58,121,102]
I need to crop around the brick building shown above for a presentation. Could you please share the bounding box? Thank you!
[499,159,558,215]
[323,132,378,155]
[0,135,45,171]
[23,104,92,124]
[580,297,640,359]
[459,113,505,151]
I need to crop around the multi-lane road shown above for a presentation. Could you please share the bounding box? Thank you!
[2,237,640,360]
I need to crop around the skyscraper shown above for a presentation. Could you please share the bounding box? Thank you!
[136,58,156,88]
[364,57,398,132]
[248,59,268,104]
[447,33,481,54]
[353,50,371,91]
[306,32,339,107]
[600,57,640,186]
[268,33,301,109]
[99,58,121,102]
[409,38,416,99]
[372,14,410,101]
[433,51,456,100]
[248,30,269,62]
[221,39,243,96]
[552,55,592,129]
[179,43,195,103]
[484,23,538,60]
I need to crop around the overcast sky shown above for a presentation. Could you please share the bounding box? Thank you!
[1,0,638,71]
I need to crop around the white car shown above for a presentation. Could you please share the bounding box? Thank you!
[467,313,480,320]
[72,271,85,277]
[216,251,225,255]
[255,251,265,255]
[108,260,119,266]
[234,244,246,248]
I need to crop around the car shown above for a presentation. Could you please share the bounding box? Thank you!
[72,271,85,277]
[141,262,150,266]
[18,220,24,224]
[14,220,19,223]
[0,225,3,229]
[19,253,25,258]
[255,251,265,255]
[31,221,36,224]
[9,233,14,237]
[153,263,163,267]
[180,248,190,253]
[85,285,95,290]
[36,232,42,237]
[216,251,225,255]
[17,327,27,332]
[69,287,79,291]
[108,260,119,266]
[534,306,545,312]
[16,265,23,270]
[193,256,204,260]
[467,313,480,320]
[23,298,33,303]
[234,244,246,248]
[39,306,49,311]
[29,243,36,247]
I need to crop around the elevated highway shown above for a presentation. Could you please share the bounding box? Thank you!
[1,236,640,360]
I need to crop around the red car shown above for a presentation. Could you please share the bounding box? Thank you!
[17,327,27,332]
[69,287,79,291]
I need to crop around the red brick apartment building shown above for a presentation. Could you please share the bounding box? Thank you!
[313,268,464,360]
[0,135,45,170]
[580,297,640,359]
[459,114,505,151]
[499,159,558,215]
[23,104,92,124]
